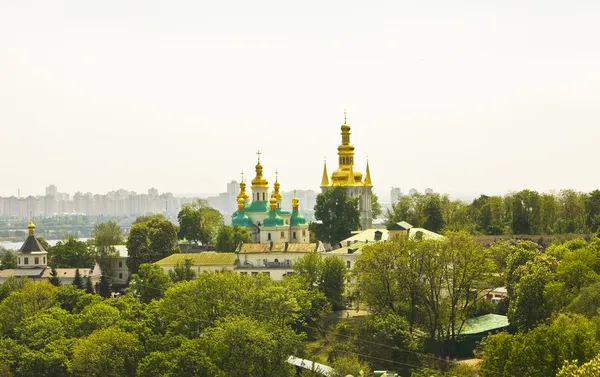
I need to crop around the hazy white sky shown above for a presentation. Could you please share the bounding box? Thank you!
[1,1,599,200]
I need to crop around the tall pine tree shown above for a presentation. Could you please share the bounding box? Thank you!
[72,268,84,289]
[49,266,61,286]
[85,276,95,294]
[98,273,111,298]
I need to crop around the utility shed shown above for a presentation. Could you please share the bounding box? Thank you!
[425,314,510,358]
[456,314,510,358]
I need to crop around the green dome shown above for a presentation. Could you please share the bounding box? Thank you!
[290,210,306,226]
[232,212,253,227]
[263,212,284,227]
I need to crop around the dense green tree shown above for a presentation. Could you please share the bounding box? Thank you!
[72,326,142,377]
[355,233,495,354]
[480,314,600,377]
[72,268,84,289]
[129,263,172,303]
[15,307,71,350]
[586,190,600,232]
[48,267,61,286]
[321,256,347,310]
[385,194,415,227]
[557,353,600,377]
[126,216,179,275]
[85,276,95,294]
[0,281,57,336]
[56,284,93,313]
[510,189,542,234]
[293,252,324,290]
[215,225,252,252]
[0,251,17,270]
[371,192,382,219]
[508,254,557,332]
[49,237,93,268]
[91,221,123,277]
[0,276,29,301]
[78,302,121,336]
[177,199,224,245]
[557,189,588,234]
[168,259,196,283]
[205,315,302,377]
[312,187,360,246]
[423,194,445,232]
[98,273,111,298]
[16,339,73,377]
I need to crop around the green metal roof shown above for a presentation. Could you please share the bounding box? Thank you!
[245,200,269,213]
[462,314,509,335]
[155,252,237,266]
[290,210,306,226]
[386,221,413,231]
[232,212,253,227]
[263,211,284,226]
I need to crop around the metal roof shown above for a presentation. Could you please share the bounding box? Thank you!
[155,252,237,266]
[462,314,509,335]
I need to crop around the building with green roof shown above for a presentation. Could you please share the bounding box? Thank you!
[232,153,310,245]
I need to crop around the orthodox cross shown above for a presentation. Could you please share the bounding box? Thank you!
[256,150,261,162]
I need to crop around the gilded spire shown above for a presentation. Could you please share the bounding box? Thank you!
[237,171,249,202]
[28,219,35,236]
[321,158,329,187]
[251,150,269,188]
[364,159,372,186]
[347,165,356,185]
[292,190,299,211]
[272,170,282,202]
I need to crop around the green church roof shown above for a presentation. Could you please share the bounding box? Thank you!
[245,200,269,213]
[290,210,306,226]
[232,212,253,227]
[263,211,284,227]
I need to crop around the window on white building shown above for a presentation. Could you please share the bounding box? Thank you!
[346,261,351,269]
[24,257,29,265]
[119,261,123,268]
[34,257,39,264]
[267,233,271,241]
[293,232,296,239]
[280,231,285,238]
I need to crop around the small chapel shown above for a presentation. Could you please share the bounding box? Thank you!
[231,153,310,244]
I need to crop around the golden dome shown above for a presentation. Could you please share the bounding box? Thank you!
[237,197,246,211]
[28,220,35,236]
[292,190,299,211]
[272,170,283,201]
[269,196,277,211]
[237,173,250,202]
[251,151,269,188]
[328,112,364,186]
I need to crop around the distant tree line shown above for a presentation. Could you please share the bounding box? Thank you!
[385,189,600,235]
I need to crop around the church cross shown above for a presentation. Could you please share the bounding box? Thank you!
[256,150,261,162]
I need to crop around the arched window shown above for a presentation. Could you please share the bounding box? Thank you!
[293,232,296,239]
[274,258,279,263]
[267,233,271,240]
[43,257,46,264]
[262,193,266,201]
[18,257,21,264]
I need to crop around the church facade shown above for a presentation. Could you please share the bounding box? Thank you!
[231,153,310,244]
[320,115,373,230]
